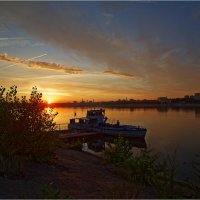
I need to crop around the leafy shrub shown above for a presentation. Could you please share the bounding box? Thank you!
[0,154,26,176]
[151,150,178,198]
[68,140,83,151]
[103,135,132,165]
[125,149,158,185]
[40,182,71,199]
[103,136,181,198]
[191,154,200,198]
[0,85,58,175]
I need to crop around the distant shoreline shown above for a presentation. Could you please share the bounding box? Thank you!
[51,103,200,109]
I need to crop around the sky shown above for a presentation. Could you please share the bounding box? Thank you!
[0,1,200,103]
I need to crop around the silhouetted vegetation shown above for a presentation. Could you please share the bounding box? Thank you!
[103,136,199,198]
[190,155,200,198]
[104,135,132,165]
[40,181,71,199]
[67,140,83,151]
[0,85,58,175]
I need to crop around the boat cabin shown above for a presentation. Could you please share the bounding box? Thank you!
[69,109,106,127]
[86,109,106,126]
[70,118,87,125]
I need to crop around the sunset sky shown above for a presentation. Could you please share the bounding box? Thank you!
[0,1,200,103]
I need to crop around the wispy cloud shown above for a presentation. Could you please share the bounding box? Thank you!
[1,2,200,96]
[0,37,25,41]
[0,53,82,74]
[0,37,30,47]
[102,13,114,25]
[103,70,134,78]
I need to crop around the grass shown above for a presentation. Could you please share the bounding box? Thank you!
[190,154,200,198]
[0,154,26,177]
[40,181,71,199]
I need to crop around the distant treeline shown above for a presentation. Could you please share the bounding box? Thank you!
[52,98,200,108]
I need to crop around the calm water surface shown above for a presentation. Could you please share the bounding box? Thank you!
[54,107,200,180]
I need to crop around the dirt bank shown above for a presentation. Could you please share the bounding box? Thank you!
[0,149,157,199]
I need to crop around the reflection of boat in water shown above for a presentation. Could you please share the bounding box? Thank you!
[104,136,147,149]
[87,137,146,152]
[68,109,147,138]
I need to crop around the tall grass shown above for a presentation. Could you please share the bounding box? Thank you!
[103,136,182,198]
[190,154,200,198]
[40,182,71,199]
[151,150,178,198]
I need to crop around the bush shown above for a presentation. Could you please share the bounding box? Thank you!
[0,85,58,174]
[68,140,83,151]
[103,136,180,198]
[191,154,200,198]
[40,182,71,199]
[151,150,178,198]
[125,149,158,185]
[103,135,132,165]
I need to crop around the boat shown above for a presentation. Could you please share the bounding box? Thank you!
[68,109,147,138]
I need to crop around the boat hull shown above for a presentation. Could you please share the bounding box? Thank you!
[94,127,146,138]
[68,124,147,138]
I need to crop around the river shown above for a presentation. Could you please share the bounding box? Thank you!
[53,107,200,180]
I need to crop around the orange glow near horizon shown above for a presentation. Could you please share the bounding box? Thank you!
[44,93,186,103]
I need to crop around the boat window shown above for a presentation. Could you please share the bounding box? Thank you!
[70,119,75,124]
[80,119,86,124]
[89,118,97,124]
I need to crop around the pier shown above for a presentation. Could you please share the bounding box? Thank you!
[54,129,104,143]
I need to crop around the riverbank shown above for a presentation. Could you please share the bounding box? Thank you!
[0,148,195,199]
[0,149,153,198]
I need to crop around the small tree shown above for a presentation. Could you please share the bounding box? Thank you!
[0,85,58,168]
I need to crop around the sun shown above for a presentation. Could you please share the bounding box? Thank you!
[47,100,52,104]
[45,98,52,104]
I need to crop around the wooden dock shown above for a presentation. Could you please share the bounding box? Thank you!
[57,130,105,143]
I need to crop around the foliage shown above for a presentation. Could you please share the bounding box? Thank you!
[190,154,200,198]
[151,150,178,198]
[109,182,140,199]
[0,154,26,176]
[68,140,83,151]
[40,182,71,199]
[103,135,132,165]
[125,149,158,185]
[0,85,58,175]
[40,182,61,199]
[103,136,181,198]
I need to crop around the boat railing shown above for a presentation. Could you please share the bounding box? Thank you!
[55,123,68,131]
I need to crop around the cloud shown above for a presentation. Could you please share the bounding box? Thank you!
[0,53,82,74]
[0,20,8,32]
[0,37,30,47]
[102,13,114,25]
[0,2,200,96]
[103,70,134,78]
[0,2,139,75]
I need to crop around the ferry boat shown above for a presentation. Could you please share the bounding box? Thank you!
[68,109,147,138]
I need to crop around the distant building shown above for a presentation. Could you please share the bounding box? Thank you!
[157,97,170,103]
[184,95,189,99]
[194,93,200,101]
